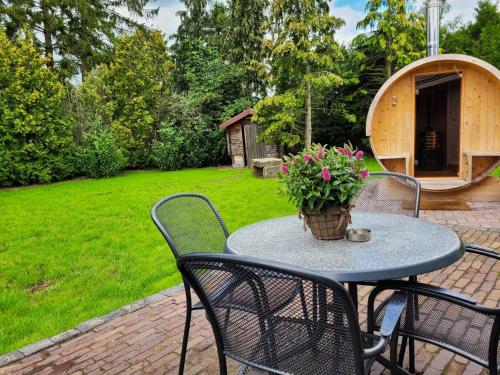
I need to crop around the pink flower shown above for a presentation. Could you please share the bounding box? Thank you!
[322,167,331,182]
[303,154,311,163]
[316,148,325,159]
[346,149,353,158]
[355,150,364,160]
[359,169,369,179]
[337,148,346,155]
[280,165,289,174]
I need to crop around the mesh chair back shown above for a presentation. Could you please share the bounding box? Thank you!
[178,253,366,375]
[351,172,421,218]
[151,193,229,257]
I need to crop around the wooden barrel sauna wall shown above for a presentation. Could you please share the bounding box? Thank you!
[366,54,500,191]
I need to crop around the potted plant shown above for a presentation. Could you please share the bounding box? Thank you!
[280,144,368,240]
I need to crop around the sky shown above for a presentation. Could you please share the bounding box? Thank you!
[132,0,487,45]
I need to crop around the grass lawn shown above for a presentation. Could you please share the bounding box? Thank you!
[0,167,301,354]
[0,158,497,354]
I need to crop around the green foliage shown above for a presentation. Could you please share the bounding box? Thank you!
[79,30,175,169]
[0,31,75,186]
[0,0,158,78]
[280,144,368,211]
[253,92,303,147]
[79,118,126,178]
[264,0,344,91]
[313,46,371,147]
[357,0,426,77]
[172,0,267,97]
[182,39,251,124]
[254,0,345,147]
[152,94,227,171]
[66,67,114,145]
[442,0,500,68]
[227,0,269,96]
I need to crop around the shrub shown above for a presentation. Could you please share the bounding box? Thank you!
[152,94,227,171]
[0,31,75,186]
[79,121,126,178]
[152,125,185,171]
[152,120,226,171]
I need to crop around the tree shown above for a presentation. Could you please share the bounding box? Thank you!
[312,46,371,148]
[226,0,269,96]
[0,31,74,186]
[170,0,211,91]
[0,0,158,78]
[102,30,174,168]
[182,38,252,123]
[441,0,500,68]
[77,29,174,168]
[253,0,344,148]
[357,0,425,78]
[172,0,269,99]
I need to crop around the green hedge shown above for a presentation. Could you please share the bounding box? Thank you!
[0,32,75,186]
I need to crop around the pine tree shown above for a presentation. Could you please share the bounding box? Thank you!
[0,0,158,78]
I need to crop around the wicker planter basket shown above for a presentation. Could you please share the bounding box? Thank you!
[301,206,351,240]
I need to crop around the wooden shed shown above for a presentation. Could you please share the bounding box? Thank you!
[219,108,283,168]
[366,54,500,191]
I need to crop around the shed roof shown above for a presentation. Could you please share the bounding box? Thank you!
[219,108,254,130]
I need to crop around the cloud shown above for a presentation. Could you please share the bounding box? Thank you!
[121,0,496,46]
[150,3,185,39]
[332,0,495,45]
[117,2,184,40]
[331,4,366,45]
[415,0,487,26]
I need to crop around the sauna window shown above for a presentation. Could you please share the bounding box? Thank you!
[414,72,461,177]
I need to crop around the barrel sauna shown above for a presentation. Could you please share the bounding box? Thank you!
[366,54,500,191]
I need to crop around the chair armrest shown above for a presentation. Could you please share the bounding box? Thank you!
[374,280,477,305]
[380,291,407,337]
[465,244,500,260]
[363,291,407,358]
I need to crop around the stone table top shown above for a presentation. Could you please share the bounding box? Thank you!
[225,213,464,282]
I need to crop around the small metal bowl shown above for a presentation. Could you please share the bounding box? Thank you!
[346,228,371,242]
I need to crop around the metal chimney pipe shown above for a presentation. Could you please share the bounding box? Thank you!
[426,0,441,56]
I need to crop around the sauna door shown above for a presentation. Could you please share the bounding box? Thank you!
[414,73,461,177]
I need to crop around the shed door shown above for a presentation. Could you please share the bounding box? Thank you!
[243,124,266,163]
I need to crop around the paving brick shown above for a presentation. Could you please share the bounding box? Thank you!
[429,350,454,371]
[0,206,498,375]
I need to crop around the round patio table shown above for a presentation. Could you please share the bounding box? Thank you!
[225,212,464,283]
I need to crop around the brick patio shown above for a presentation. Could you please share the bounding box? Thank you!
[1,204,499,375]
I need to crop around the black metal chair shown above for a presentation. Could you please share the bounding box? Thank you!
[368,244,500,374]
[151,193,227,374]
[151,193,302,374]
[178,253,408,375]
[351,171,421,218]
[351,171,421,371]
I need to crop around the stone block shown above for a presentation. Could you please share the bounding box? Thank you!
[262,166,281,178]
[251,158,282,168]
[251,158,282,178]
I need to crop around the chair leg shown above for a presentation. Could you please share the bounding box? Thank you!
[408,276,417,374]
[179,285,193,375]
[398,336,407,367]
[217,349,228,375]
[390,328,400,375]
[408,338,416,374]
[298,282,313,340]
